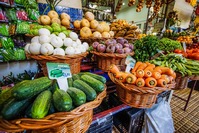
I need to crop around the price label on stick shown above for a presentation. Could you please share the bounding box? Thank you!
[46,62,72,91]
[183,42,186,53]
[125,55,136,73]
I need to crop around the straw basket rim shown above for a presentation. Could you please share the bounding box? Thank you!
[91,51,134,58]
[26,52,88,61]
[0,85,107,132]
[108,72,175,94]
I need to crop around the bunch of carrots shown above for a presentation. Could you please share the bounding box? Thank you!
[108,62,176,88]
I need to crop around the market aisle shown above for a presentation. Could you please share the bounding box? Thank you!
[171,88,199,133]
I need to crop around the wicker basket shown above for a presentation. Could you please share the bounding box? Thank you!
[91,51,134,72]
[172,73,189,90]
[108,72,175,108]
[26,52,88,76]
[0,86,107,133]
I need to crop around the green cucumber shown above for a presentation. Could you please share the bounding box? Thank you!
[31,90,52,119]
[48,103,56,115]
[1,98,32,120]
[73,80,96,101]
[72,74,80,81]
[53,89,72,112]
[25,103,33,118]
[84,72,106,84]
[12,77,52,100]
[0,88,13,110]
[67,77,73,87]
[67,87,86,106]
[80,75,104,92]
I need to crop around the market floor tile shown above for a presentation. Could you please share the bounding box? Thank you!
[171,88,199,133]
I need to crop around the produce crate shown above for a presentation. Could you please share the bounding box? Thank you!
[113,108,144,133]
[87,115,113,133]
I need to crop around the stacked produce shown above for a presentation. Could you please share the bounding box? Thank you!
[108,62,176,88]
[177,36,193,44]
[38,10,71,28]
[91,37,134,54]
[158,38,183,52]
[73,11,113,39]
[174,48,199,60]
[110,19,140,38]
[0,73,106,120]
[133,36,183,62]
[150,53,199,76]
[25,28,89,56]
[28,23,70,36]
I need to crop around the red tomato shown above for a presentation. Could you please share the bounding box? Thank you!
[192,53,199,60]
[192,49,199,53]
[174,49,183,53]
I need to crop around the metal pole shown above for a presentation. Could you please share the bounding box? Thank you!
[144,8,150,34]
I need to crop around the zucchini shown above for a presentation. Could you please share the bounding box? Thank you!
[80,75,104,92]
[67,77,73,87]
[31,90,52,119]
[53,89,72,112]
[12,77,52,100]
[67,87,86,106]
[73,80,96,101]
[84,72,106,84]
[1,98,31,120]
[0,88,13,110]
[72,74,80,81]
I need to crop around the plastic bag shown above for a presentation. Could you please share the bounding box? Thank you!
[5,8,17,21]
[16,9,28,21]
[0,23,9,36]
[0,8,7,21]
[141,101,175,133]
[15,21,30,34]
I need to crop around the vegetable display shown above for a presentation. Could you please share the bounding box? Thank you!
[0,73,106,120]
[133,35,160,62]
[150,53,199,76]
[108,63,176,88]
[133,36,183,62]
[91,37,134,54]
[25,28,89,56]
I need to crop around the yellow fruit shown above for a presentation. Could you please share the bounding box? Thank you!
[80,27,92,38]
[48,10,59,19]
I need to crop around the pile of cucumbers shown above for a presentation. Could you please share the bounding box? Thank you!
[0,72,106,120]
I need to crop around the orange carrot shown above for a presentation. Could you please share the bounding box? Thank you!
[109,64,120,75]
[136,69,145,78]
[126,74,137,84]
[145,64,155,71]
[157,78,167,87]
[152,71,161,79]
[115,72,123,78]
[161,75,170,84]
[131,71,137,77]
[145,62,151,66]
[144,69,152,78]
[137,63,148,70]
[119,72,129,83]
[154,67,162,74]
[145,77,157,88]
[131,61,142,73]
[135,78,145,87]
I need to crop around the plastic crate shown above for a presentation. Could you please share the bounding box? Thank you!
[113,108,144,133]
[87,114,113,133]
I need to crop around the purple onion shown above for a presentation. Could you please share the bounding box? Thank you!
[106,44,116,53]
[123,47,132,53]
[129,43,134,50]
[97,44,106,53]
[116,49,124,54]
[123,43,130,47]
[92,42,99,49]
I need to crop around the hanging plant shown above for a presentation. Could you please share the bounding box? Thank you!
[46,0,62,10]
